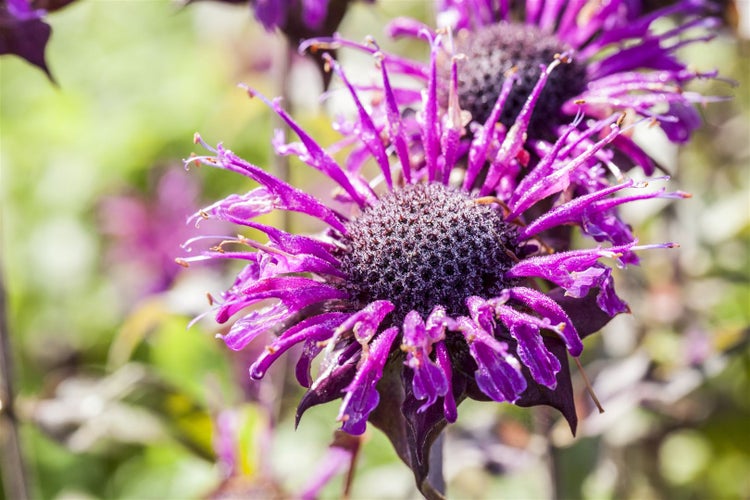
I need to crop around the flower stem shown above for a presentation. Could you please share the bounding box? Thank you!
[0,254,30,500]
[427,432,446,496]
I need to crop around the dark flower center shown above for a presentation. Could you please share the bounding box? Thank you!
[443,21,588,134]
[339,183,518,325]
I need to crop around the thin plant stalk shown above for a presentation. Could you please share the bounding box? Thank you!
[0,251,30,500]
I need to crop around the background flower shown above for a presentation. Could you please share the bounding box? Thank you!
[383,0,727,175]
[99,167,229,305]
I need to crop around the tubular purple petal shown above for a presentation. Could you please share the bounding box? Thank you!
[326,54,393,190]
[377,54,414,183]
[496,308,561,388]
[337,326,399,435]
[240,219,339,263]
[440,54,464,184]
[421,31,442,182]
[216,276,347,324]
[219,302,291,351]
[402,311,449,412]
[458,316,526,403]
[481,58,564,196]
[250,312,349,380]
[335,300,395,344]
[242,87,376,208]
[434,341,457,423]
[507,287,583,356]
[507,121,621,219]
[463,69,518,190]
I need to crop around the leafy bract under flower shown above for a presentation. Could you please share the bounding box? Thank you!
[183,31,684,498]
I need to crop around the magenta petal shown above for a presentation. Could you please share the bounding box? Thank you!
[193,188,274,226]
[252,0,287,31]
[301,0,328,29]
[421,33,441,182]
[464,70,518,191]
[201,143,348,233]
[507,244,634,297]
[242,275,345,304]
[338,327,399,435]
[458,317,526,403]
[336,300,394,344]
[219,302,291,351]
[258,252,345,279]
[249,312,349,380]
[508,322,560,389]
[508,287,583,356]
[596,267,630,316]
[434,341,457,423]
[216,276,347,325]
[470,337,526,403]
[520,180,635,239]
[425,305,453,342]
[241,220,339,264]
[410,359,448,412]
[379,55,414,183]
[402,311,448,412]
[328,55,393,189]
[659,101,703,143]
[246,91,375,208]
[466,296,496,333]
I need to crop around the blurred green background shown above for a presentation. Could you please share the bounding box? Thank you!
[1,1,748,499]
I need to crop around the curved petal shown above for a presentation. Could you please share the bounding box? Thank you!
[402,311,449,412]
[494,307,561,389]
[456,316,526,403]
[338,327,400,435]
[336,300,394,344]
[507,287,583,356]
[250,312,350,379]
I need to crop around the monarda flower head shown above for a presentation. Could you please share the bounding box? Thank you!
[181,35,685,497]
[375,0,723,174]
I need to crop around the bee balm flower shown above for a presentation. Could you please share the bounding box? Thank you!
[181,33,684,496]
[379,0,723,174]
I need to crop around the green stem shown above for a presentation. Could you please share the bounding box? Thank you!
[0,252,30,500]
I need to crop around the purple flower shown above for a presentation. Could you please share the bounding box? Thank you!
[248,0,374,38]
[100,168,227,303]
[0,0,53,79]
[375,0,722,174]
[182,34,683,495]
[251,0,328,31]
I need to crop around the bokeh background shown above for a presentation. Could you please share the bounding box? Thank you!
[1,1,748,498]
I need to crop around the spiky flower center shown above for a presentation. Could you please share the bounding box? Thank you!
[339,183,518,325]
[444,21,587,133]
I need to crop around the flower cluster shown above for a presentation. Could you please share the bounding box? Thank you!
[181,20,693,492]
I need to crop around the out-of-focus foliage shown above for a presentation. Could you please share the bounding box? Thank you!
[1,1,748,499]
